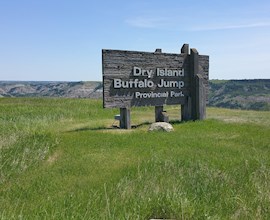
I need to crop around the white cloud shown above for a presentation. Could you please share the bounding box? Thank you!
[126,15,270,32]
[189,22,270,31]
[125,16,170,29]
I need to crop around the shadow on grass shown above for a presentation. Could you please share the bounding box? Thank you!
[67,120,184,133]
[67,126,115,132]
[170,119,185,125]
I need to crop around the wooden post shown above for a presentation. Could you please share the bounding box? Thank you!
[195,74,206,120]
[181,44,189,54]
[180,44,191,121]
[154,49,163,122]
[120,108,131,129]
[155,106,164,122]
[190,48,199,120]
[181,96,192,121]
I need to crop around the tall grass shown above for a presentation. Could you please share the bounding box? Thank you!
[0,98,270,219]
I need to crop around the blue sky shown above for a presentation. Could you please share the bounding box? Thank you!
[0,0,270,81]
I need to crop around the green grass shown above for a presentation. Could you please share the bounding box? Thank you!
[1,98,270,219]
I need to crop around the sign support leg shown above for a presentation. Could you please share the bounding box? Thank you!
[120,108,131,129]
[181,96,192,121]
[155,106,164,122]
[196,74,206,120]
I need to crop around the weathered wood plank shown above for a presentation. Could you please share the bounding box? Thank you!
[102,48,209,115]
[103,49,191,108]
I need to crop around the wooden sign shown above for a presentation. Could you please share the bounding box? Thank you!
[103,49,189,108]
[102,44,209,128]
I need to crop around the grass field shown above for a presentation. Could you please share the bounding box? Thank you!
[0,98,270,219]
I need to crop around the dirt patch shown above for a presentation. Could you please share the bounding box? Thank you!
[46,151,61,165]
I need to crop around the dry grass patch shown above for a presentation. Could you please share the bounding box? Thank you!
[46,150,61,165]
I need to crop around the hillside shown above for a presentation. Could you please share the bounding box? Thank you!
[0,81,103,98]
[209,79,270,111]
[1,79,270,110]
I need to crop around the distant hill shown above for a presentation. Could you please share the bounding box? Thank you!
[209,79,270,111]
[0,81,102,98]
[1,79,270,111]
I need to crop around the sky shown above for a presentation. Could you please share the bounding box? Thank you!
[0,0,270,81]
